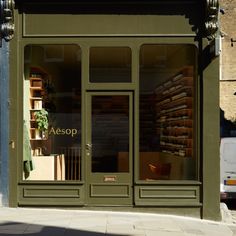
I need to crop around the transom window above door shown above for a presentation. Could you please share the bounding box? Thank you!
[89,47,131,83]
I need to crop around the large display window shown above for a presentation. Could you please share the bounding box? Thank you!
[139,44,197,181]
[23,44,82,181]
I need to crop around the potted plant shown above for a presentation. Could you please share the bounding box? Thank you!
[34,108,49,139]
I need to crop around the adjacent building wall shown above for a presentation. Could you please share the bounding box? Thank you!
[220,81,236,121]
[0,40,9,206]
[220,0,236,121]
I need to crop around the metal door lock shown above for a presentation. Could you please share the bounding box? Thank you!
[86,143,92,156]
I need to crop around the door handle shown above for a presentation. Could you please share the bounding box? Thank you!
[86,143,92,150]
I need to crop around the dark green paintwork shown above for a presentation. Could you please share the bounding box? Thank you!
[202,45,220,220]
[8,1,221,220]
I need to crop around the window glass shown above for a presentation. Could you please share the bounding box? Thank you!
[139,44,197,181]
[90,47,131,83]
[24,44,81,181]
[91,95,129,172]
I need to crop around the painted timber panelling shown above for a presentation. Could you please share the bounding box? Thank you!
[134,185,200,206]
[18,185,85,206]
[23,14,195,37]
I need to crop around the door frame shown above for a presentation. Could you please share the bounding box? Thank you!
[85,91,134,206]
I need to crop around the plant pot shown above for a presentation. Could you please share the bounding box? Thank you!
[42,131,48,140]
[35,129,42,140]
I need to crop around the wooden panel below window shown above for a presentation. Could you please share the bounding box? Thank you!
[90,184,130,198]
[18,185,85,206]
[134,185,200,206]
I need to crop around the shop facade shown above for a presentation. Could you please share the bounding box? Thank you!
[7,0,220,220]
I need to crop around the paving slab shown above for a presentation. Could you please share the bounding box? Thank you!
[0,208,235,236]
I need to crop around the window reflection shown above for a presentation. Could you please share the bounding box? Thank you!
[24,44,81,181]
[139,44,196,181]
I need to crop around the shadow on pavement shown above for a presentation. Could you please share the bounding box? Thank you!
[0,221,127,236]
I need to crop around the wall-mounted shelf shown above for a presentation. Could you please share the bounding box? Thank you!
[28,68,49,144]
[155,66,194,158]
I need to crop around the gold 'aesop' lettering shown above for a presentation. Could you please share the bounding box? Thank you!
[56,128,61,135]
[49,127,56,135]
[71,129,77,137]
[49,127,78,137]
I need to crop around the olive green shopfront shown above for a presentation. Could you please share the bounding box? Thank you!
[8,0,220,220]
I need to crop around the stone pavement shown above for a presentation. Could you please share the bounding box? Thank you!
[0,207,236,236]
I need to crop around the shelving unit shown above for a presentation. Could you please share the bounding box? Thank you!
[27,67,52,155]
[139,93,156,151]
[26,68,66,181]
[155,66,194,158]
[29,73,44,141]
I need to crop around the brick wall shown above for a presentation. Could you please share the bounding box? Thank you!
[220,81,236,120]
[220,0,236,81]
[220,0,236,121]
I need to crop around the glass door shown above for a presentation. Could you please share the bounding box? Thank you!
[86,92,133,205]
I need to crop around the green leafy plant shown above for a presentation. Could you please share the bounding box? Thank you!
[34,108,49,132]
